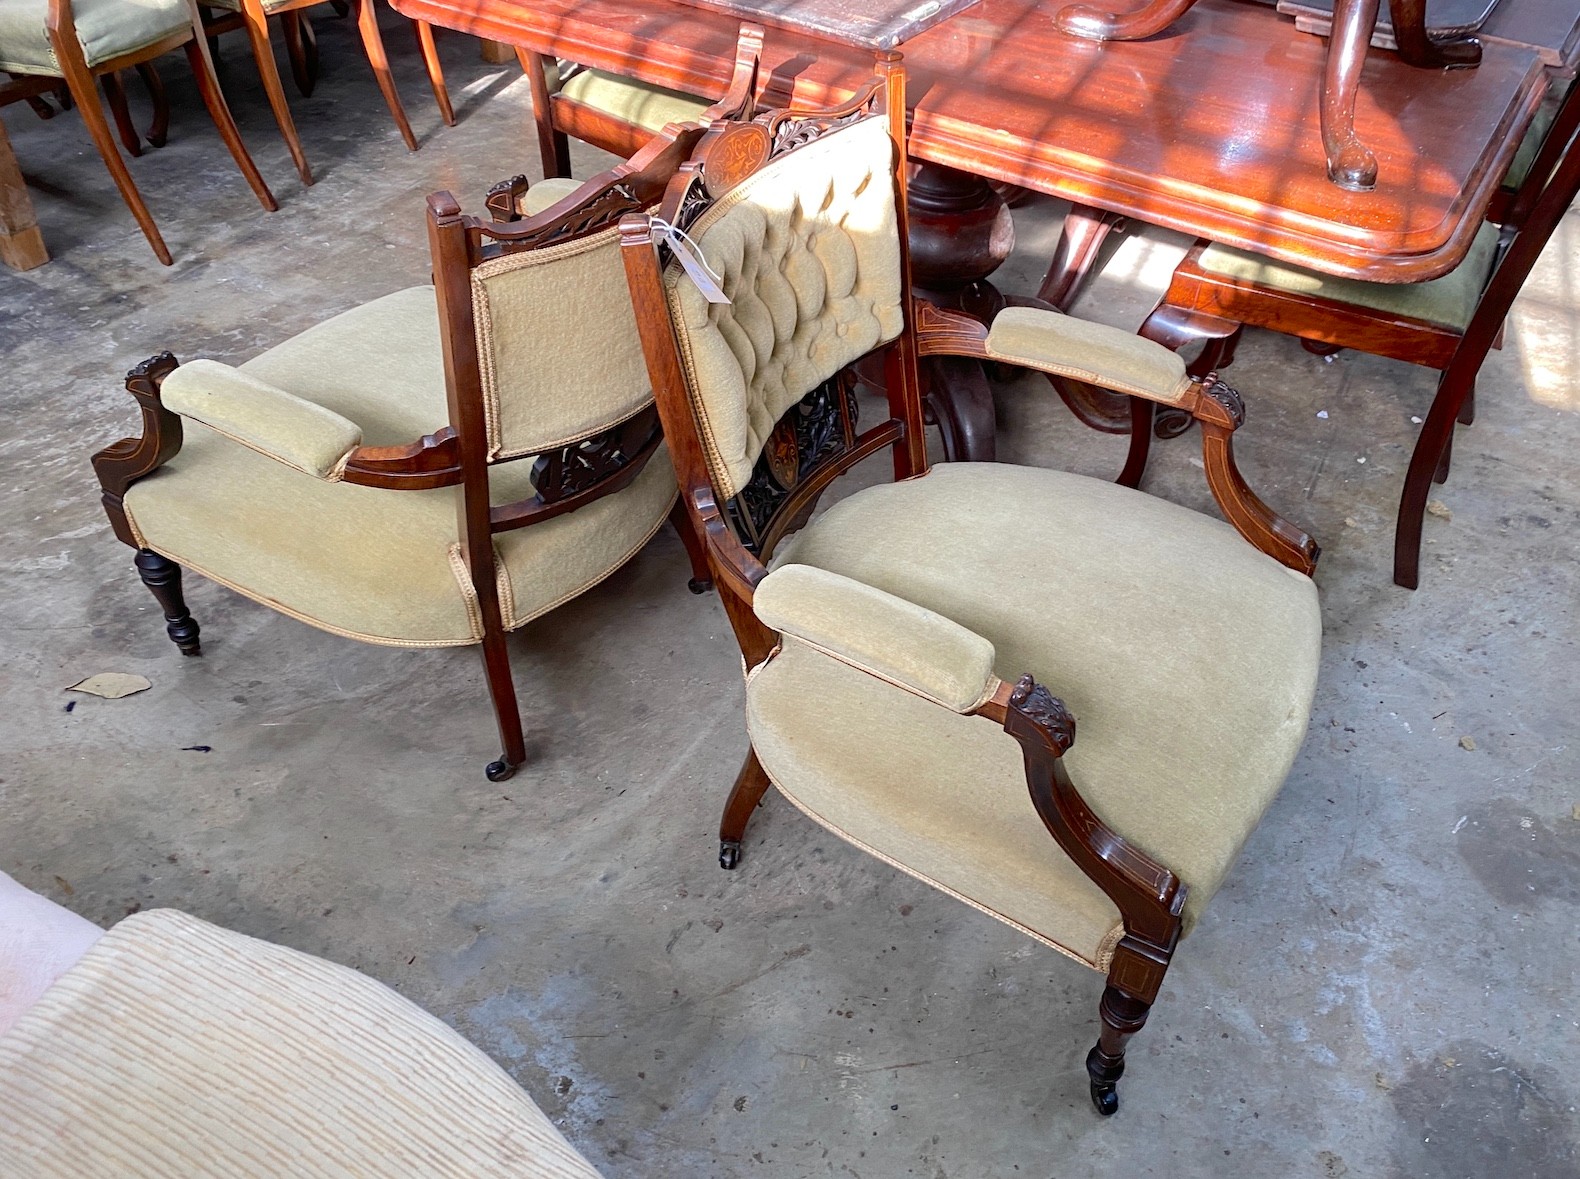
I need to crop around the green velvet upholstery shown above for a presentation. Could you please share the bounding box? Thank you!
[1503,81,1564,196]
[123,285,678,647]
[985,306,1193,405]
[161,360,362,480]
[753,462,1321,966]
[665,115,905,498]
[471,227,654,458]
[753,564,998,713]
[1198,219,1501,331]
[556,67,711,133]
[0,0,192,75]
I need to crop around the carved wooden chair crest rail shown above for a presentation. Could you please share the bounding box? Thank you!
[198,0,453,186]
[1127,67,1580,590]
[1054,0,1484,191]
[0,0,276,264]
[519,22,764,181]
[90,119,714,781]
[619,59,1324,1115]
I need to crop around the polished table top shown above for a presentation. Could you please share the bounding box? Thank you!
[395,0,1548,281]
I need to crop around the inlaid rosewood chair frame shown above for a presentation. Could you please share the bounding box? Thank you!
[620,61,1318,1115]
[1053,0,1482,190]
[200,0,450,186]
[520,22,764,181]
[91,121,713,780]
[0,0,275,264]
[1136,74,1580,589]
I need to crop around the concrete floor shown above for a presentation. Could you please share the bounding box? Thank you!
[3,18,1578,1177]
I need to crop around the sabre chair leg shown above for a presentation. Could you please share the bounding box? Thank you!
[478,625,526,782]
[718,747,772,870]
[135,549,202,655]
[1394,370,1474,588]
[102,70,142,156]
[59,63,171,263]
[355,0,419,151]
[281,10,318,97]
[1117,396,1154,489]
[414,20,454,126]
[183,39,277,212]
[239,0,313,185]
[136,61,169,147]
[669,499,713,594]
[1086,984,1154,1116]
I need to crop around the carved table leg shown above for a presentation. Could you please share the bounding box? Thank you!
[719,747,772,869]
[1322,0,1383,191]
[1038,203,1128,309]
[1387,0,1481,68]
[135,549,202,656]
[1054,0,1199,41]
[907,163,1016,462]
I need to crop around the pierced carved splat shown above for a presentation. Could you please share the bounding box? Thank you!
[531,406,660,505]
[726,374,858,554]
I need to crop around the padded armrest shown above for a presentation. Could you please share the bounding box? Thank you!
[985,306,1193,407]
[161,360,364,480]
[754,564,998,713]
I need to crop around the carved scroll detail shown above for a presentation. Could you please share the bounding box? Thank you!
[92,352,184,548]
[1200,374,1245,429]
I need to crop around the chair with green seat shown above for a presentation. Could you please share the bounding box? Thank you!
[90,122,713,781]
[521,22,762,180]
[621,63,1322,1115]
[1136,74,1580,588]
[0,0,276,264]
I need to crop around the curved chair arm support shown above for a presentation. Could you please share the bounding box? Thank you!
[916,302,1193,408]
[92,352,184,547]
[342,428,462,489]
[159,359,362,481]
[988,675,1185,994]
[1183,376,1321,575]
[754,564,998,713]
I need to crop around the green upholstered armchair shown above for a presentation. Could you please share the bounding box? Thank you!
[620,66,1323,1115]
[0,0,276,264]
[520,22,763,181]
[90,124,713,781]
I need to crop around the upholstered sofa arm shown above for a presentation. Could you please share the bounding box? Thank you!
[160,360,364,480]
[522,176,584,216]
[754,564,999,713]
[985,306,1193,407]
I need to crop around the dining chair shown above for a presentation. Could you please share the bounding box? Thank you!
[1130,73,1580,588]
[200,0,451,185]
[90,120,712,781]
[0,872,605,1177]
[520,22,763,181]
[0,0,276,264]
[620,62,1322,1115]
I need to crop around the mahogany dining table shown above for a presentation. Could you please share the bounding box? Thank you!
[391,0,1548,456]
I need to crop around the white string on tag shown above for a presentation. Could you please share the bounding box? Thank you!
[650,217,731,304]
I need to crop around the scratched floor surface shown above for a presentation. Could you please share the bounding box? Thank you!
[2,19,1577,1177]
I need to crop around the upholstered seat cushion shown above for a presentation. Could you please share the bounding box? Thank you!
[0,909,603,1177]
[556,66,711,133]
[751,462,1321,969]
[123,287,677,647]
[1197,218,1500,331]
[0,0,192,75]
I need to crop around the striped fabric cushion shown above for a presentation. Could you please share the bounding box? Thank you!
[0,910,603,1178]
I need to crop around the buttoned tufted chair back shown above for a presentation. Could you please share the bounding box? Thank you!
[660,114,906,499]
